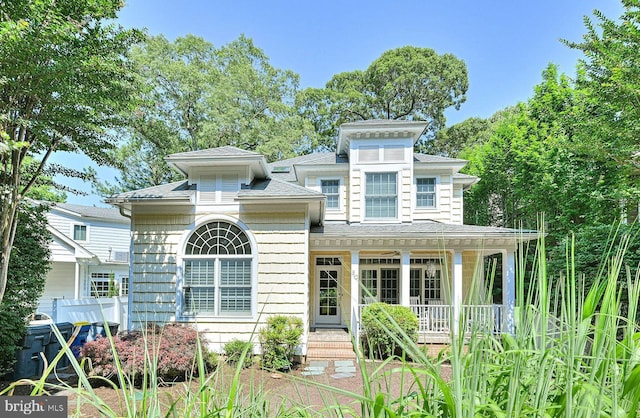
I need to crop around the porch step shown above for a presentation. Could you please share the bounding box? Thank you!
[307,328,356,360]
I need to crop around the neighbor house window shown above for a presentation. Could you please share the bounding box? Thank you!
[90,273,112,297]
[90,273,127,297]
[182,221,253,317]
[365,173,397,219]
[321,179,340,209]
[416,178,436,208]
[73,224,87,241]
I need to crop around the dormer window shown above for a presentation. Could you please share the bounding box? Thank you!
[416,178,436,208]
[321,179,340,209]
[365,172,397,219]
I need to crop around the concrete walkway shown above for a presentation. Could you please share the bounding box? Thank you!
[302,360,357,379]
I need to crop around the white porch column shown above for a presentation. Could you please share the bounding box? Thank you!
[401,251,411,306]
[452,251,463,335]
[502,250,516,334]
[74,262,81,299]
[350,251,360,339]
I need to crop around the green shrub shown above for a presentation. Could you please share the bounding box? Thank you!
[223,339,254,368]
[0,203,51,375]
[259,315,303,371]
[360,302,418,359]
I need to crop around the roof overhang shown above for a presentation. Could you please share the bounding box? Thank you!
[337,120,428,155]
[167,153,270,179]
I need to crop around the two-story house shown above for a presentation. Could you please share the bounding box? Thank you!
[37,203,131,317]
[107,120,538,353]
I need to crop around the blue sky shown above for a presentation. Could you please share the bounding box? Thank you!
[61,0,624,206]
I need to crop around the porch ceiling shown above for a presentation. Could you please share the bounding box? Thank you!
[309,222,539,252]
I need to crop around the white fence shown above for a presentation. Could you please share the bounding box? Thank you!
[50,296,128,330]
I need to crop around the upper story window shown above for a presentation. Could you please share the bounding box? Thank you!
[181,221,253,317]
[365,172,397,219]
[416,178,436,208]
[73,224,87,241]
[321,179,340,209]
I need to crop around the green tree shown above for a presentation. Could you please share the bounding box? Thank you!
[297,46,468,150]
[0,202,51,374]
[429,117,492,157]
[462,64,627,244]
[0,0,143,303]
[101,34,316,194]
[564,0,640,216]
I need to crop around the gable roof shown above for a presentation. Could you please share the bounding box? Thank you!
[166,146,270,178]
[48,202,128,223]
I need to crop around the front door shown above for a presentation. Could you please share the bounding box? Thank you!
[315,266,341,325]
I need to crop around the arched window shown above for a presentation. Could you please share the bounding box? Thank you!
[182,221,253,316]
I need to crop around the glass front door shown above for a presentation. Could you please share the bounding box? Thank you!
[315,267,341,325]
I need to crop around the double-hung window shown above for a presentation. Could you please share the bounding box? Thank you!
[73,224,87,241]
[321,179,340,209]
[182,221,253,317]
[365,172,397,219]
[416,178,436,208]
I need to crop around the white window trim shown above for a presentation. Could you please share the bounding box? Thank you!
[319,177,342,211]
[414,176,440,212]
[71,223,89,242]
[362,171,400,223]
[176,215,258,322]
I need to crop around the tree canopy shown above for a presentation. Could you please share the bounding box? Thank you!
[101,34,316,194]
[296,46,468,151]
[0,0,143,303]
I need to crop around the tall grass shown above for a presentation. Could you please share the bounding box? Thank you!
[2,227,639,416]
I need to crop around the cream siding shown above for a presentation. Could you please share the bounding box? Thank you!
[130,214,193,325]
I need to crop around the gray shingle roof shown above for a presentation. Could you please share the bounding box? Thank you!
[311,222,537,237]
[167,146,262,159]
[413,154,467,163]
[239,178,324,199]
[106,181,196,202]
[51,202,127,221]
[269,153,349,181]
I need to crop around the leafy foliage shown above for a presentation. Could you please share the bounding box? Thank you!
[297,46,468,150]
[81,324,213,384]
[461,64,629,247]
[259,315,303,371]
[99,34,316,194]
[360,302,418,359]
[0,202,51,375]
[0,0,143,303]
[223,339,254,368]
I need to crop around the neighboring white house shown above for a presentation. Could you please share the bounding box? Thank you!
[106,120,538,353]
[37,203,131,317]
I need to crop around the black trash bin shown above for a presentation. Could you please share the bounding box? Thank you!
[45,322,74,369]
[88,321,119,341]
[14,324,52,379]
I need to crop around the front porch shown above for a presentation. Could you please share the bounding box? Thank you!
[309,247,517,343]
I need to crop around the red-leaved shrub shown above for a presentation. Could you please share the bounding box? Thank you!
[81,324,212,383]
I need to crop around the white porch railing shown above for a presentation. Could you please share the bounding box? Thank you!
[358,303,504,335]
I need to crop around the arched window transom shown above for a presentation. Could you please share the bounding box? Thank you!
[181,221,253,317]
[186,222,251,255]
